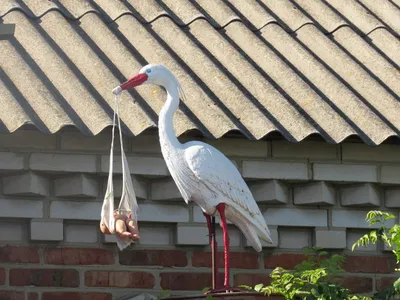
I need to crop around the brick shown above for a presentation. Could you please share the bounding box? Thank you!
[30,153,96,173]
[0,292,24,300]
[42,292,112,300]
[138,203,189,223]
[280,229,311,249]
[243,161,309,180]
[85,271,155,288]
[0,268,5,285]
[249,180,289,204]
[119,250,187,267]
[130,134,162,154]
[315,228,346,249]
[0,131,56,149]
[54,174,98,198]
[245,227,278,248]
[151,179,182,200]
[263,208,328,227]
[0,221,23,242]
[0,152,24,170]
[0,199,43,218]
[28,293,38,300]
[313,163,378,182]
[340,183,380,207]
[192,252,259,269]
[272,141,338,160]
[234,273,271,287]
[30,219,63,241]
[3,172,49,196]
[340,276,373,293]
[332,210,396,228]
[9,269,79,287]
[294,181,335,205]
[44,248,114,265]
[176,223,209,246]
[136,224,171,246]
[101,155,169,176]
[0,246,39,263]
[50,201,101,220]
[105,176,147,200]
[381,166,400,184]
[347,229,377,252]
[344,255,396,273]
[60,131,127,151]
[343,143,400,163]
[384,188,400,208]
[205,138,268,157]
[160,272,223,290]
[65,224,97,243]
[376,277,399,291]
[264,254,308,270]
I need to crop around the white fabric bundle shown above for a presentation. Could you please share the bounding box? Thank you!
[100,95,139,251]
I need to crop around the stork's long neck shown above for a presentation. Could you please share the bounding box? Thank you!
[158,79,182,155]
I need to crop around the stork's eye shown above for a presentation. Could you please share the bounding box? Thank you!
[146,69,151,74]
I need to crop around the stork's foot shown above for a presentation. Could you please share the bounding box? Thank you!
[204,286,242,294]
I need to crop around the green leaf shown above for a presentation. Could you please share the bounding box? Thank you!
[254,283,264,292]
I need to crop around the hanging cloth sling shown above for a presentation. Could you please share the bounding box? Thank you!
[100,95,139,251]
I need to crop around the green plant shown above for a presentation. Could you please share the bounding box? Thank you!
[352,210,400,299]
[241,247,368,300]
[156,290,171,300]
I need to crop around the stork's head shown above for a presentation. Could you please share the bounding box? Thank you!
[112,64,178,95]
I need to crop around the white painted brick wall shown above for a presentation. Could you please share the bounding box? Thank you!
[272,141,338,160]
[138,203,189,223]
[0,199,43,218]
[243,161,309,180]
[0,152,24,170]
[131,135,162,154]
[60,132,128,151]
[294,181,335,206]
[340,183,380,207]
[101,155,169,176]
[151,180,182,201]
[381,166,400,184]
[139,225,171,245]
[245,227,278,248]
[0,131,56,149]
[263,208,328,227]
[205,138,269,158]
[314,228,346,249]
[30,153,97,173]
[280,229,311,249]
[54,174,98,198]
[3,172,50,196]
[50,201,101,220]
[313,164,378,182]
[342,144,400,163]
[384,188,400,208]
[30,219,63,241]
[65,224,98,243]
[215,226,241,247]
[0,221,24,241]
[347,230,377,252]
[176,223,209,246]
[249,180,289,204]
[332,210,396,228]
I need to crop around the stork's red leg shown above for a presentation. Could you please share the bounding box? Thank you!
[216,203,230,288]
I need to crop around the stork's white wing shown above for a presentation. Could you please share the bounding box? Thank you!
[184,143,267,230]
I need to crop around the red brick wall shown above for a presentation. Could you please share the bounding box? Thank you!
[0,245,398,299]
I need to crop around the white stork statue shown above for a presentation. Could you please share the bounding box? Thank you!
[113,64,273,291]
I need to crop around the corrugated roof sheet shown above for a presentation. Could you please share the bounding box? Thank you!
[0,0,399,145]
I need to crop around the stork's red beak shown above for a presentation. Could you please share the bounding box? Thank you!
[120,73,148,90]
